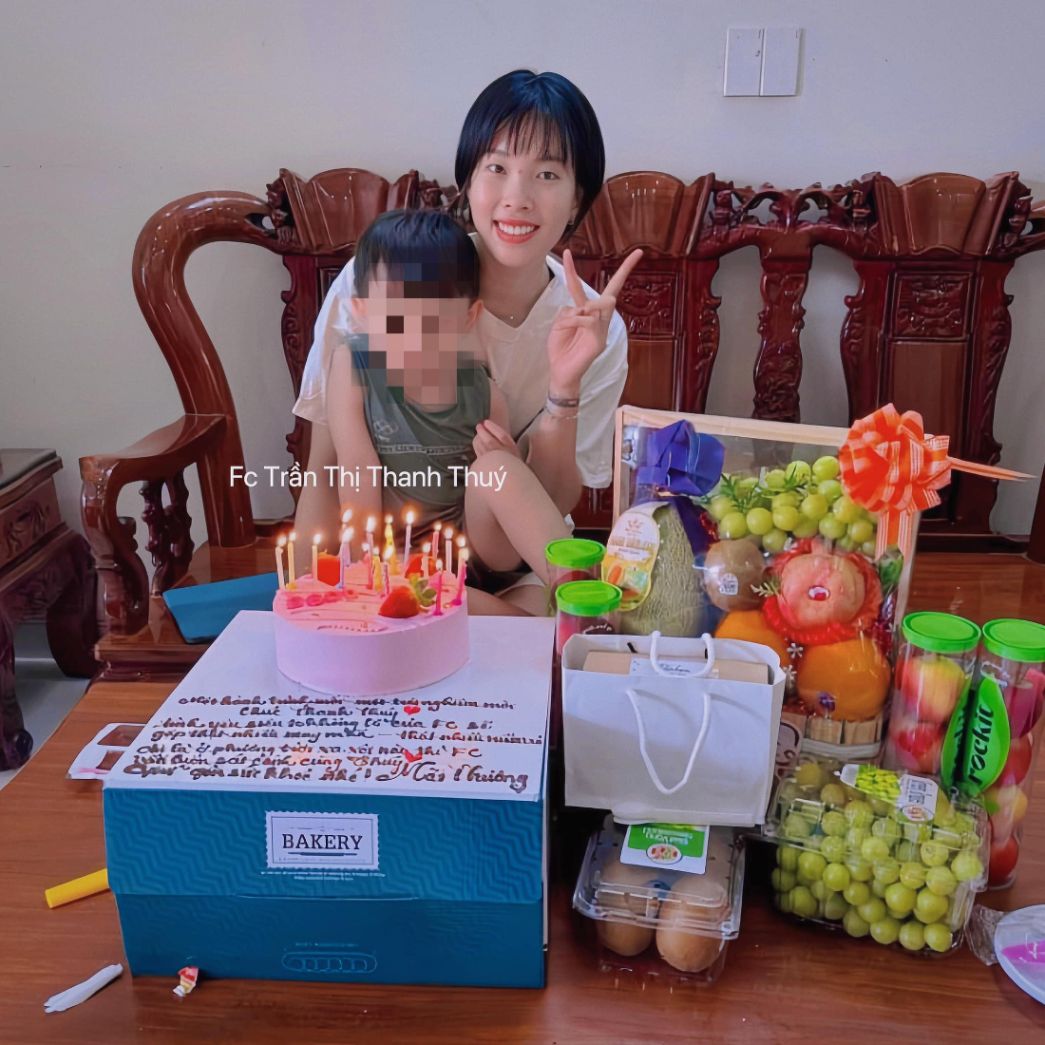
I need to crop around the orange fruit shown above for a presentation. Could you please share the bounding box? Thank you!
[796,638,891,721]
[715,610,791,667]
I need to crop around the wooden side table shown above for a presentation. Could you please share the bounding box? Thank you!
[0,450,99,769]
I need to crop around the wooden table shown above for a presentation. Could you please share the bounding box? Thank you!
[2,554,1043,1043]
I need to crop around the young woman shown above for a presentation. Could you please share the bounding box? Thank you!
[294,69,641,612]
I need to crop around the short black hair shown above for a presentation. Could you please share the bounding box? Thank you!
[353,209,480,299]
[454,70,605,235]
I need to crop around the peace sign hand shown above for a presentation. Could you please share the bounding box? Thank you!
[546,247,643,396]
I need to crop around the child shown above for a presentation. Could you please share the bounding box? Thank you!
[326,208,572,613]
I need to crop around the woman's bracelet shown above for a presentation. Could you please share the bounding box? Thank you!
[544,395,580,421]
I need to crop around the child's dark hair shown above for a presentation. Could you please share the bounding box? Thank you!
[353,209,480,299]
[454,70,605,235]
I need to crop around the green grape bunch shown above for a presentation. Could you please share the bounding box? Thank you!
[700,453,880,555]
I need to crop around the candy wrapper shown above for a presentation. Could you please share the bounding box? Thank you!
[172,966,199,998]
[611,408,917,759]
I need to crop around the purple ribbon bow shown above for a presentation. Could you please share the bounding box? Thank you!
[635,421,725,558]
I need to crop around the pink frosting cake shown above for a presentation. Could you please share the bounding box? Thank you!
[272,562,468,695]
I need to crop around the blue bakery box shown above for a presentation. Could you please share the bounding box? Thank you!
[103,612,553,988]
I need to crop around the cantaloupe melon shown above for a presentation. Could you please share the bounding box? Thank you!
[619,503,711,637]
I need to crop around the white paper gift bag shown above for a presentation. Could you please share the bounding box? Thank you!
[562,632,786,826]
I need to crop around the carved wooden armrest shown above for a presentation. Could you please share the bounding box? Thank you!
[80,413,225,634]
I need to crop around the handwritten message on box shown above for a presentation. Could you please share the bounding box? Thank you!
[108,612,554,801]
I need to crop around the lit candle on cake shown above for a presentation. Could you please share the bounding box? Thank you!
[456,534,467,566]
[444,526,454,573]
[383,514,394,557]
[365,516,376,564]
[452,548,468,606]
[275,535,287,590]
[287,531,297,588]
[339,527,354,587]
[422,541,431,578]
[312,533,321,581]
[433,561,444,616]
[341,507,353,528]
[403,508,415,563]
[382,559,391,596]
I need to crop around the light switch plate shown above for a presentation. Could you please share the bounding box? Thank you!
[724,27,763,97]
[761,27,802,96]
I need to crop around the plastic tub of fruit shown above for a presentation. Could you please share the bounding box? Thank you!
[762,756,988,955]
[572,818,745,987]
[882,612,980,776]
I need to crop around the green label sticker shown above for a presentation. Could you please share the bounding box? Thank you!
[841,764,939,823]
[957,676,1011,796]
[621,823,708,874]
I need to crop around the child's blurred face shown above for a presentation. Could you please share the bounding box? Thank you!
[352,265,480,406]
[467,124,579,270]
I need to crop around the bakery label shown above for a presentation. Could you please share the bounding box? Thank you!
[266,812,378,870]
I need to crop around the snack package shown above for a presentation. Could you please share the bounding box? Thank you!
[613,409,919,760]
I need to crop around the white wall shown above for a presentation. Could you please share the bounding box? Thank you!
[2,0,1042,551]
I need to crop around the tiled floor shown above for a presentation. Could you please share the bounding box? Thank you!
[0,624,90,790]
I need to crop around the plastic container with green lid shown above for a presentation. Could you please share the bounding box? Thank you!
[974,618,1045,889]
[883,612,980,778]
[555,580,621,656]
[545,539,606,613]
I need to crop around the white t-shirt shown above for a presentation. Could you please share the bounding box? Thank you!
[293,252,628,488]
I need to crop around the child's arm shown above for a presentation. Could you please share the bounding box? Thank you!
[472,382,520,458]
[326,349,384,555]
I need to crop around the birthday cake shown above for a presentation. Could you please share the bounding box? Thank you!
[272,558,469,696]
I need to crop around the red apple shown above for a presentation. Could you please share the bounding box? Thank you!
[984,783,1030,841]
[997,734,1033,787]
[898,654,967,723]
[988,835,1019,887]
[890,723,946,774]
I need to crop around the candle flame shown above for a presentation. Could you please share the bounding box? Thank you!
[436,558,444,570]
[405,509,416,524]
[365,517,376,531]
[422,542,431,553]
[384,514,393,524]
[433,521,442,533]
[313,532,322,545]
[289,531,297,542]
[456,535,466,548]
[444,526,454,539]
[341,508,353,524]
[277,535,287,548]
[460,548,470,562]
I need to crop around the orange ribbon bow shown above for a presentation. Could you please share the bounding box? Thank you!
[840,404,1031,558]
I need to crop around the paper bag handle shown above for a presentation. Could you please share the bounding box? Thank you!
[624,685,713,796]
[649,631,716,677]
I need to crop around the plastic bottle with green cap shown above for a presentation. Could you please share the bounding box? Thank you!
[973,618,1045,889]
[555,580,621,656]
[882,612,980,780]
[545,539,606,613]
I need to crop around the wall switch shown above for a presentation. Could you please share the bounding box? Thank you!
[724,27,763,97]
[760,27,802,96]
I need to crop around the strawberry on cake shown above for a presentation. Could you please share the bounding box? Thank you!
[272,557,468,695]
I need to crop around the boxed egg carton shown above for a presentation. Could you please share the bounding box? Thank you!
[761,755,988,955]
[572,817,744,988]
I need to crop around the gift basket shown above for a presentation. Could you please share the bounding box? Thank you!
[608,407,922,760]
